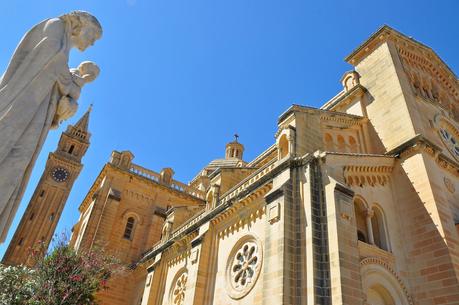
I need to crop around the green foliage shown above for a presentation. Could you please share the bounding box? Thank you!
[0,265,35,305]
[0,238,121,305]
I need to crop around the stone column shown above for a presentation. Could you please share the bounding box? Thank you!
[365,209,375,245]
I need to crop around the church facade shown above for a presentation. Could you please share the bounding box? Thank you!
[70,26,459,305]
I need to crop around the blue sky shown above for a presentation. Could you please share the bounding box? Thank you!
[0,0,458,256]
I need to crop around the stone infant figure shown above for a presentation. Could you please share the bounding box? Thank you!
[52,61,100,128]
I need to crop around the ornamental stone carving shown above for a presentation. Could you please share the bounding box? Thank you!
[225,235,263,299]
[169,269,188,305]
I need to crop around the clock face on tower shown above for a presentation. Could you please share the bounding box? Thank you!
[51,167,69,182]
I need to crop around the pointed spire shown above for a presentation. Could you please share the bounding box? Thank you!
[74,104,92,132]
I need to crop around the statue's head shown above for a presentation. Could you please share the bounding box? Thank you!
[78,61,100,82]
[62,11,102,51]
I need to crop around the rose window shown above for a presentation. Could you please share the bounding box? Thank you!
[171,271,187,305]
[439,127,459,159]
[226,236,263,299]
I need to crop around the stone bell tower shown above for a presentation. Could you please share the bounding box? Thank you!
[2,107,92,266]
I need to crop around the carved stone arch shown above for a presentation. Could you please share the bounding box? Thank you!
[121,210,143,225]
[276,127,295,159]
[361,258,414,305]
[354,194,370,210]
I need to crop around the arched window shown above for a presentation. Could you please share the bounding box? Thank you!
[354,198,369,243]
[68,145,75,154]
[348,136,358,153]
[278,134,289,159]
[337,135,346,152]
[123,217,135,240]
[372,206,390,251]
[357,230,367,243]
[324,133,333,151]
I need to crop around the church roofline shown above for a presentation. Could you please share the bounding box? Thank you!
[323,151,395,159]
[345,25,458,80]
[320,84,366,110]
[278,104,365,124]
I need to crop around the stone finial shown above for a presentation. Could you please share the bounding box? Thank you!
[160,168,175,185]
[109,150,134,169]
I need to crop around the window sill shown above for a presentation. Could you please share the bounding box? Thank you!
[358,241,394,266]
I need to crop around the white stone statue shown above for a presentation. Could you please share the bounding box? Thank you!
[0,11,102,243]
[53,61,100,127]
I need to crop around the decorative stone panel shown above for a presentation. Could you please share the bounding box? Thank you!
[169,269,188,305]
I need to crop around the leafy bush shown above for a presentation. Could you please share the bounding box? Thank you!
[0,237,121,305]
[0,265,35,305]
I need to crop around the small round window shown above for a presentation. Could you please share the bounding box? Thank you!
[225,235,263,299]
[439,126,459,159]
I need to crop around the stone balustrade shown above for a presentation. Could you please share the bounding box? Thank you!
[129,164,205,199]
[129,164,161,182]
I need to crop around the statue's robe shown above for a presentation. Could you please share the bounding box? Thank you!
[0,18,74,242]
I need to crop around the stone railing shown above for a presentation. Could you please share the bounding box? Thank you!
[358,241,395,265]
[130,164,161,182]
[170,180,205,199]
[129,164,205,199]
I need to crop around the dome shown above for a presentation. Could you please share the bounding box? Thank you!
[206,158,244,169]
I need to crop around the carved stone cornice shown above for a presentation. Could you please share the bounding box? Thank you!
[278,104,365,126]
[213,185,270,235]
[320,113,367,128]
[391,135,459,177]
[344,165,393,174]
[397,45,458,101]
[166,232,198,267]
[344,164,393,188]
[346,25,457,80]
